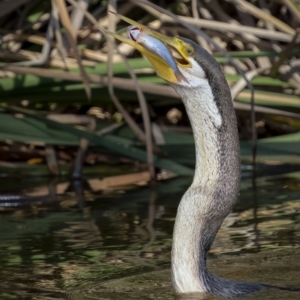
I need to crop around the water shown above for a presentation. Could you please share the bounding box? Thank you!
[0,167,299,299]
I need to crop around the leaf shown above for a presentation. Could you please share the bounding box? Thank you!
[240,132,300,163]
[0,106,193,176]
[236,89,300,109]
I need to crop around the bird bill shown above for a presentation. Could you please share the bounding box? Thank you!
[105,13,189,83]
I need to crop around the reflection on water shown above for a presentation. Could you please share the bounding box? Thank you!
[0,168,299,299]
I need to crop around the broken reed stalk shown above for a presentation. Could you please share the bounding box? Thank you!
[67,0,157,179]
[107,0,155,180]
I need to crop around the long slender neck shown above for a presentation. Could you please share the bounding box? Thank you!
[170,78,260,297]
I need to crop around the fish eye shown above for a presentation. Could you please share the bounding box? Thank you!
[185,46,194,56]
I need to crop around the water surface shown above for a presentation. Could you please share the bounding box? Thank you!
[0,167,299,299]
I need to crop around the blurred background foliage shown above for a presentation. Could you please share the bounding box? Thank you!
[0,0,300,179]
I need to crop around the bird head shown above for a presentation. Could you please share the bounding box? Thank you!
[105,14,208,87]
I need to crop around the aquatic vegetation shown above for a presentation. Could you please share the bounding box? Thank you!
[0,0,299,176]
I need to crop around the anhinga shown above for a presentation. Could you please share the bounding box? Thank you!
[107,18,262,298]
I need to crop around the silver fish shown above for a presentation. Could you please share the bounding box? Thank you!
[127,26,187,83]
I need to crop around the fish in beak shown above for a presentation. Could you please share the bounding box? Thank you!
[105,14,193,84]
[127,25,188,83]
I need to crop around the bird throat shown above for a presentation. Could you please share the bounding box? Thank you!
[172,82,222,188]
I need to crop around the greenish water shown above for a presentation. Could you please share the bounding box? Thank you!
[0,167,299,299]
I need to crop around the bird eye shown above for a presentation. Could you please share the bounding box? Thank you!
[185,46,194,56]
